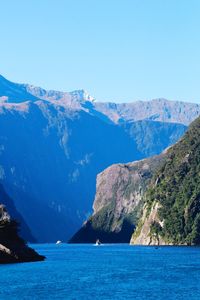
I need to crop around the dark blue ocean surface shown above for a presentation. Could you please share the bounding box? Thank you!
[0,244,200,299]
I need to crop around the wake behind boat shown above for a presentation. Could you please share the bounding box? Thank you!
[56,240,62,245]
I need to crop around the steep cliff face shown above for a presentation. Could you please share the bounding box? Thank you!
[131,115,200,245]
[70,154,166,243]
[0,204,45,263]
[0,184,34,242]
[130,202,168,245]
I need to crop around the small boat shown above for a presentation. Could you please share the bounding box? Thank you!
[56,240,62,245]
[95,239,101,246]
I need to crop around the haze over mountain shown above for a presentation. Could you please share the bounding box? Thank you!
[0,75,196,242]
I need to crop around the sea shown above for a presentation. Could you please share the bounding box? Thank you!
[0,244,200,299]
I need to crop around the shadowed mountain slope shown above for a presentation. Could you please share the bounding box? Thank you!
[0,184,35,242]
[0,204,44,263]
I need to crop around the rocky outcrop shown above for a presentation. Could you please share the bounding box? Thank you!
[131,115,200,245]
[0,204,45,263]
[130,202,168,245]
[0,184,35,242]
[70,154,166,243]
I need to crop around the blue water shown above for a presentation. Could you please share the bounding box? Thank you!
[0,244,200,299]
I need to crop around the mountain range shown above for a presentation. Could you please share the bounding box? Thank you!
[1,74,200,125]
[0,74,199,242]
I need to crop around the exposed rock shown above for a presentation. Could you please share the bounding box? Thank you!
[0,184,35,242]
[70,154,166,243]
[131,115,200,245]
[0,204,45,264]
[130,202,168,245]
[93,98,200,125]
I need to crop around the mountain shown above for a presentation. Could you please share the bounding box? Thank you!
[131,115,200,245]
[70,154,166,243]
[1,75,200,125]
[0,75,39,103]
[0,204,45,263]
[0,74,196,242]
[93,98,200,125]
[0,75,95,107]
[0,99,186,242]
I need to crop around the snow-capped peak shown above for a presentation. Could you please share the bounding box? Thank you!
[70,90,95,102]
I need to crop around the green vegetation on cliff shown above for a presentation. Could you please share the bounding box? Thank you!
[143,116,200,245]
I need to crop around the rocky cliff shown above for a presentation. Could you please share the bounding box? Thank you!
[130,202,168,245]
[70,154,166,243]
[0,204,45,263]
[131,115,200,245]
[0,184,35,242]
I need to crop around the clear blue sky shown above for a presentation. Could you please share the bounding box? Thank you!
[1,0,200,103]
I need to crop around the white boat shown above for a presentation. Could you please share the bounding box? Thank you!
[95,239,101,246]
[56,240,62,244]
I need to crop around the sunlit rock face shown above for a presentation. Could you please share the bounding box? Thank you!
[70,154,166,243]
[131,115,200,246]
